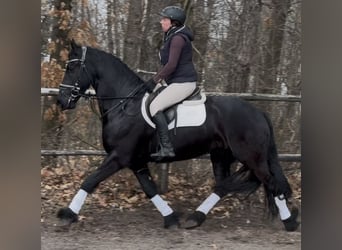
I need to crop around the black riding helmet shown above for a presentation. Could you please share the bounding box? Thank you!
[160,6,186,25]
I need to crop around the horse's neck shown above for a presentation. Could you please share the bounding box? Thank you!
[89,50,144,112]
[91,52,142,97]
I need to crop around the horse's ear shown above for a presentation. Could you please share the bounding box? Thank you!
[70,39,78,50]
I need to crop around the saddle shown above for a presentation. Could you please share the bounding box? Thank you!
[141,86,207,130]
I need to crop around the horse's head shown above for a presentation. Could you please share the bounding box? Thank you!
[57,40,92,110]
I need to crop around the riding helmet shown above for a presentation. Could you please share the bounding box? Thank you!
[160,6,186,25]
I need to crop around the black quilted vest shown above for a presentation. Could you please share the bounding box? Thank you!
[160,26,197,84]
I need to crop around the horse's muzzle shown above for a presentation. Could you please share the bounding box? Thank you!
[56,96,76,111]
[56,97,66,110]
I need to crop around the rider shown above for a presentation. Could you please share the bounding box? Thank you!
[145,6,198,160]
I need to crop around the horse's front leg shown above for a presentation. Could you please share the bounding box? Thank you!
[56,152,122,230]
[133,166,180,229]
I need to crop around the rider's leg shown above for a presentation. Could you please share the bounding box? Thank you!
[150,111,175,159]
[149,82,196,160]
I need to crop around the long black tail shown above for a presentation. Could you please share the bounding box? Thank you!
[219,165,261,197]
[262,112,293,217]
[219,164,281,218]
[263,112,292,197]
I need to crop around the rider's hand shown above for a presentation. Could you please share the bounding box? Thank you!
[145,78,156,93]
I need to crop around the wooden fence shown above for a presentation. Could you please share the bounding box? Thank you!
[41,88,301,102]
[41,149,300,162]
[41,88,301,192]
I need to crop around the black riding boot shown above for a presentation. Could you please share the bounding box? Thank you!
[151,111,175,160]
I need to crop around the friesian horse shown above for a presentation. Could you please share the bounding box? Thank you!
[56,40,299,231]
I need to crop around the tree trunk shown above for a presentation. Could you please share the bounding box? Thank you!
[259,0,291,93]
[50,0,73,65]
[122,1,143,68]
[106,0,114,53]
[189,0,214,88]
[225,0,262,93]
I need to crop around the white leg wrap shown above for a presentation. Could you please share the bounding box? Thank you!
[196,193,221,215]
[69,189,88,214]
[151,195,173,216]
[275,194,291,220]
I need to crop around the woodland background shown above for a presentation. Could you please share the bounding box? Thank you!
[41,0,301,214]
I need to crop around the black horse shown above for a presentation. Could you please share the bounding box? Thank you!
[56,40,299,232]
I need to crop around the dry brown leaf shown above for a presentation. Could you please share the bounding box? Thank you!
[124,195,139,204]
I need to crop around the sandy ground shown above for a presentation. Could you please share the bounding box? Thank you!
[41,201,301,250]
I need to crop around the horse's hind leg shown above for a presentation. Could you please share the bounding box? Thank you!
[247,159,299,231]
[56,152,122,231]
[184,149,235,229]
[133,166,179,229]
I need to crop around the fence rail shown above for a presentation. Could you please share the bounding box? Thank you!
[41,150,301,162]
[41,88,301,102]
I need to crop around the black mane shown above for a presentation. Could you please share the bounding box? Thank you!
[90,46,144,85]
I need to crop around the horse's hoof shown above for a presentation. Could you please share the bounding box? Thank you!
[282,208,300,232]
[164,212,180,229]
[54,219,73,232]
[184,211,206,229]
[55,207,78,232]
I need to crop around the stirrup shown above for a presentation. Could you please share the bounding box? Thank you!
[151,147,175,161]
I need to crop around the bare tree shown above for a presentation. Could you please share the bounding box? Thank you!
[258,0,291,93]
[189,0,215,87]
[122,1,143,68]
[49,0,73,65]
[224,0,262,93]
[106,0,114,53]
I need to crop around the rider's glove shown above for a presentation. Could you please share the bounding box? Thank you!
[145,78,156,93]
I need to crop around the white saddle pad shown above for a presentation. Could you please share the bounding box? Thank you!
[141,92,207,129]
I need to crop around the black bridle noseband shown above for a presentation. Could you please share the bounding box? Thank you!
[60,46,145,118]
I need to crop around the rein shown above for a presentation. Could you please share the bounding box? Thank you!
[100,84,145,119]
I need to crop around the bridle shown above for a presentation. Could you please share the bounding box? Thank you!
[59,46,89,106]
[59,45,146,118]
